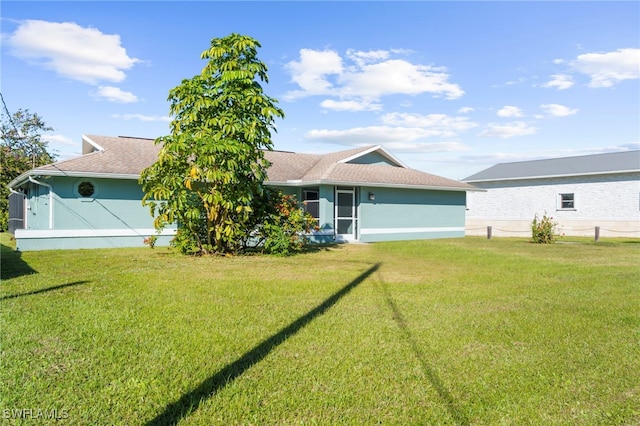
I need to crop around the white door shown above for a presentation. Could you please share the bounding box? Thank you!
[335,187,357,241]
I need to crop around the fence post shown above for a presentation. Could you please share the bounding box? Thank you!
[487,226,492,240]
[595,226,600,242]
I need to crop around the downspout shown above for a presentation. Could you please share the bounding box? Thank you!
[28,176,53,229]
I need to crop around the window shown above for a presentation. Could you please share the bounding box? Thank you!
[559,193,575,210]
[302,189,320,226]
[75,180,97,198]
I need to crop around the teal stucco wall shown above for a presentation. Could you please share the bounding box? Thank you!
[273,184,466,244]
[16,177,175,251]
[15,178,467,250]
[358,186,466,242]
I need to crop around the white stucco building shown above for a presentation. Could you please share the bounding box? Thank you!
[462,150,640,238]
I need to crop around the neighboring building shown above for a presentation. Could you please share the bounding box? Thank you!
[8,134,479,251]
[462,151,640,238]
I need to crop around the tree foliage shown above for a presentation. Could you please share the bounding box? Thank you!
[1,108,55,231]
[140,34,286,255]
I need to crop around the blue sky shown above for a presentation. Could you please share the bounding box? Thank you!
[1,1,638,179]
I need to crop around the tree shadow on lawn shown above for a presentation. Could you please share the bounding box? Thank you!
[146,262,381,426]
[0,280,92,301]
[377,281,471,426]
[1,240,37,279]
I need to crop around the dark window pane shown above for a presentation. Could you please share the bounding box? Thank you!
[337,219,353,234]
[304,201,319,219]
[78,182,95,197]
[337,193,352,217]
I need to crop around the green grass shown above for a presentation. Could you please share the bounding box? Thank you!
[1,233,639,425]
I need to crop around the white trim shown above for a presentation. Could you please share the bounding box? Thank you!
[82,134,105,154]
[15,228,177,239]
[338,145,408,168]
[265,180,480,192]
[360,226,465,235]
[9,170,140,189]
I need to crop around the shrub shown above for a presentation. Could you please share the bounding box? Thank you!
[531,212,560,244]
[143,235,158,249]
[257,192,317,256]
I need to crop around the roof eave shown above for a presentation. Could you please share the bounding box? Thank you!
[463,168,640,183]
[266,179,481,192]
[9,169,141,188]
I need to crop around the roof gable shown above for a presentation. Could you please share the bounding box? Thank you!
[463,150,640,182]
[338,145,406,167]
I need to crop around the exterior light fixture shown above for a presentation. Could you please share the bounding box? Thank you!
[368,192,375,201]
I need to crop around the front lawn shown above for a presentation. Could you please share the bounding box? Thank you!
[1,234,639,424]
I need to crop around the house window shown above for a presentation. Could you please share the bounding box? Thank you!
[302,189,320,226]
[75,180,97,198]
[559,193,575,210]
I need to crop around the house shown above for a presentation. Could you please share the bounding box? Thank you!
[8,134,478,251]
[462,150,640,238]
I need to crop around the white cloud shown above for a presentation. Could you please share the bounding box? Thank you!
[574,48,640,88]
[458,106,474,114]
[284,48,464,105]
[305,127,467,152]
[541,74,574,90]
[505,77,526,86]
[345,49,390,66]
[306,126,446,144]
[112,113,172,122]
[93,86,138,103]
[284,49,343,97]
[304,110,477,149]
[377,141,468,153]
[320,99,382,111]
[479,121,536,138]
[540,103,578,117]
[41,134,76,147]
[5,20,140,85]
[349,59,464,99]
[497,105,524,118]
[380,112,478,134]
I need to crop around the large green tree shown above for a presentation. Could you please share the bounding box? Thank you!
[1,108,55,231]
[140,34,285,255]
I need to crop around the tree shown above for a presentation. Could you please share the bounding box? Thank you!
[140,34,285,255]
[1,108,55,231]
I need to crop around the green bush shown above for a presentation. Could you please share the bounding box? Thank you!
[258,192,317,256]
[531,212,560,243]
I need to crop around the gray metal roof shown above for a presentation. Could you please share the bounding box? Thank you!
[10,134,477,192]
[462,150,640,182]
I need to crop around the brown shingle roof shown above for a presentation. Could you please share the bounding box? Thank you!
[12,135,475,191]
[34,135,161,176]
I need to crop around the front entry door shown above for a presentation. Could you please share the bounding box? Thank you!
[335,187,357,241]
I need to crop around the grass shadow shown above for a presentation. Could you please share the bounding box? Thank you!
[146,262,381,426]
[1,280,92,301]
[299,242,342,254]
[1,239,37,279]
[378,281,470,426]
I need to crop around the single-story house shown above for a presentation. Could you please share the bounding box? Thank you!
[8,134,479,251]
[462,150,640,238]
